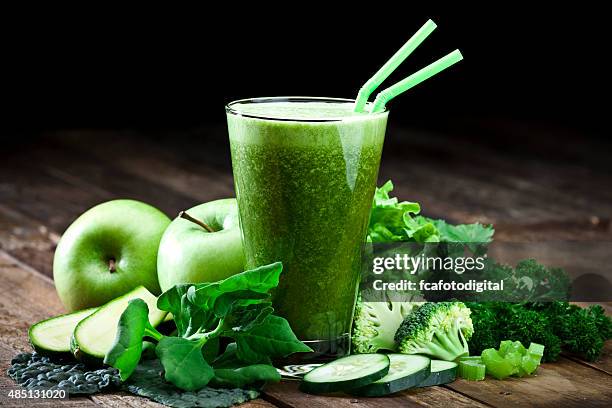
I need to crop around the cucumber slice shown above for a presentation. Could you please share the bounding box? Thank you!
[29,308,97,357]
[351,354,431,397]
[418,359,458,387]
[300,354,390,394]
[71,286,166,365]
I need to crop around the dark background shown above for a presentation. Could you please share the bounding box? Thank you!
[3,6,609,140]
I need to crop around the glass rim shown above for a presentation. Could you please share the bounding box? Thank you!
[225,96,388,123]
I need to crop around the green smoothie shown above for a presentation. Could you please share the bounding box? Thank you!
[226,97,388,348]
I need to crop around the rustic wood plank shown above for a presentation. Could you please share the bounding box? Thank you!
[563,342,612,377]
[21,139,199,219]
[0,204,58,277]
[49,130,235,204]
[446,357,612,408]
[0,251,275,407]
[263,380,489,408]
[0,157,110,233]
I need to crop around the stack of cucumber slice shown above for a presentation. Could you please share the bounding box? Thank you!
[300,354,458,396]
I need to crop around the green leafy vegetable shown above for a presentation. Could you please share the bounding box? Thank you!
[156,337,215,391]
[368,181,494,245]
[103,299,163,380]
[529,301,612,361]
[211,365,281,388]
[368,180,439,243]
[233,315,312,364]
[105,262,311,391]
[466,302,562,361]
[420,217,494,244]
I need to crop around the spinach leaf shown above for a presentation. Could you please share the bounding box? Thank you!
[156,337,215,391]
[234,315,312,363]
[188,262,282,309]
[108,262,311,392]
[223,302,274,334]
[157,284,215,337]
[211,365,280,388]
[104,299,162,380]
[212,343,240,368]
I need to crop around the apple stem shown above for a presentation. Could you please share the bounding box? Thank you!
[179,211,215,233]
[108,258,116,273]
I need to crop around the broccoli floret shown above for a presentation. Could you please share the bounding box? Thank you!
[394,302,474,361]
[352,295,422,354]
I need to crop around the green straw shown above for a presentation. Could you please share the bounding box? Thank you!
[370,49,463,113]
[353,19,437,113]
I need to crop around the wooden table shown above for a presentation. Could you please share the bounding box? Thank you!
[1,126,611,407]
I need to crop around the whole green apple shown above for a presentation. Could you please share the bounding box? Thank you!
[53,200,170,311]
[157,198,245,291]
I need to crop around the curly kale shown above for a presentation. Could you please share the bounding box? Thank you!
[395,302,474,361]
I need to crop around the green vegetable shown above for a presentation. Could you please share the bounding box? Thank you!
[72,286,166,366]
[481,341,544,380]
[156,337,216,391]
[420,217,494,245]
[458,360,485,381]
[395,302,474,361]
[351,292,422,353]
[300,354,390,394]
[528,342,545,358]
[28,307,97,358]
[350,354,431,397]
[105,262,311,391]
[210,365,280,388]
[417,360,458,387]
[529,301,612,361]
[464,302,501,355]
[368,181,439,243]
[481,348,516,379]
[458,355,483,363]
[104,299,163,380]
[466,302,562,362]
[367,181,495,245]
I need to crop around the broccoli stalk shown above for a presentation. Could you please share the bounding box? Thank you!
[395,302,474,361]
[352,294,422,354]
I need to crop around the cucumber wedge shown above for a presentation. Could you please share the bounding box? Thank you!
[71,286,166,365]
[29,308,97,357]
[418,359,458,387]
[351,354,431,397]
[300,354,390,394]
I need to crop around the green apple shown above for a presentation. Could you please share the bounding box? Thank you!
[157,198,245,291]
[53,200,171,311]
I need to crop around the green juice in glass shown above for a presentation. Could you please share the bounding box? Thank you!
[226,97,387,358]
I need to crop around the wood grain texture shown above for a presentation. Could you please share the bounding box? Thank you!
[263,380,489,408]
[447,358,612,408]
